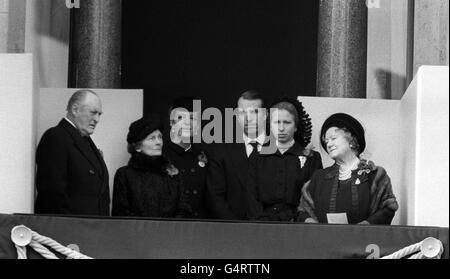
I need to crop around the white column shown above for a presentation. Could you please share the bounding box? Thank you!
[24,0,70,88]
[0,0,9,52]
[7,0,26,53]
[413,66,449,227]
[401,66,449,227]
[366,0,411,100]
[0,54,36,214]
[413,0,449,75]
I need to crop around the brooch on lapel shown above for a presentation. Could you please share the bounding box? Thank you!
[356,159,376,176]
[198,151,208,168]
[298,156,307,169]
[166,163,180,177]
[298,145,315,169]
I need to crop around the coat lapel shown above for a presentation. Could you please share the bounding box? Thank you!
[86,136,110,195]
[59,119,104,178]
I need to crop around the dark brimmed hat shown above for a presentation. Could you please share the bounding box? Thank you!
[127,114,164,144]
[269,96,313,147]
[320,113,366,154]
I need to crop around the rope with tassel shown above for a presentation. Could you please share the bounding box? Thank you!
[11,225,444,259]
[381,237,444,259]
[11,225,93,259]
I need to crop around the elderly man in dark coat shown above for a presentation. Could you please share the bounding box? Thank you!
[34,89,110,216]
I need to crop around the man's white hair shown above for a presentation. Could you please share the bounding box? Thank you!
[66,89,98,112]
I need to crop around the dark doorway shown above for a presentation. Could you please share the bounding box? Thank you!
[122,0,319,116]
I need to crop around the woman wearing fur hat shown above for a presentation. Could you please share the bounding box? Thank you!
[297,113,398,224]
[112,115,191,218]
[245,97,323,221]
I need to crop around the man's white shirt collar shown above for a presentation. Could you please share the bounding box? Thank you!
[243,133,266,146]
[243,133,266,157]
[64,117,77,129]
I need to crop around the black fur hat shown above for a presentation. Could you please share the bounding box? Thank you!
[127,114,164,144]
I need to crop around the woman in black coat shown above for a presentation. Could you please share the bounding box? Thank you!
[112,116,190,218]
[246,97,323,221]
[296,113,398,224]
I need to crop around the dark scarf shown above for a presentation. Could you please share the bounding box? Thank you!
[128,153,169,174]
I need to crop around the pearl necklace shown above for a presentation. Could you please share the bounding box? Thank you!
[338,158,360,181]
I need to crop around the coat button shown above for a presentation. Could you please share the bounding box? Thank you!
[193,190,198,195]
[89,170,95,175]
[190,168,196,173]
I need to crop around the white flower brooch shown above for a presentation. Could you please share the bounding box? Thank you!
[197,151,208,168]
[298,156,307,169]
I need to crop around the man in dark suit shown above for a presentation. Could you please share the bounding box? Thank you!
[35,89,110,216]
[206,90,273,220]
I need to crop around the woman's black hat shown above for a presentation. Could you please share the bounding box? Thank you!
[320,113,366,154]
[127,114,164,144]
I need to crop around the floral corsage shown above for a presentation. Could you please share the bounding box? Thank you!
[357,159,376,176]
[197,151,208,168]
[166,163,180,177]
[298,156,307,169]
[298,145,317,169]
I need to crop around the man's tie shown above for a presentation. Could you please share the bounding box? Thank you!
[249,142,259,160]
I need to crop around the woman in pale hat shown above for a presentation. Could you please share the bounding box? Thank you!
[245,97,323,221]
[297,113,398,224]
[112,115,191,218]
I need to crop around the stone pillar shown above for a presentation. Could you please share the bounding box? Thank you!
[413,0,449,76]
[316,0,368,98]
[69,0,122,88]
